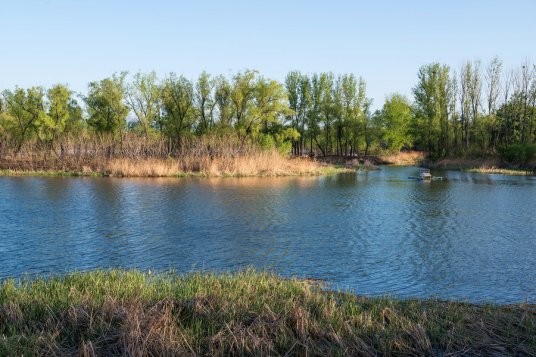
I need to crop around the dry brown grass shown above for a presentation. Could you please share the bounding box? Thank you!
[106,158,181,177]
[0,134,346,178]
[378,150,426,166]
[106,153,330,177]
[431,157,503,170]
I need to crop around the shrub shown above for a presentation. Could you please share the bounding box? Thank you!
[497,144,536,164]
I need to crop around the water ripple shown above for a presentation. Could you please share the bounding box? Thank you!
[0,168,535,303]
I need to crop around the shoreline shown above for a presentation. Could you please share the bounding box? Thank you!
[0,167,351,178]
[1,270,534,355]
[426,157,535,176]
[0,155,353,178]
[1,151,535,178]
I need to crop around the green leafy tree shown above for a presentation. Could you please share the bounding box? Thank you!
[231,70,257,140]
[319,73,335,154]
[340,74,367,155]
[412,63,452,156]
[214,75,233,130]
[195,71,216,134]
[251,77,291,142]
[1,87,45,152]
[85,73,129,137]
[125,71,161,137]
[160,73,195,150]
[309,73,324,155]
[35,84,72,145]
[65,97,84,135]
[285,71,311,155]
[377,94,413,151]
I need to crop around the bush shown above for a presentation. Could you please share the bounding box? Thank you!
[498,144,536,164]
[259,134,276,151]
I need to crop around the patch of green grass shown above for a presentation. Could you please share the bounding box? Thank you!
[0,165,350,179]
[1,270,534,356]
[314,165,353,176]
[466,167,535,176]
[0,169,101,177]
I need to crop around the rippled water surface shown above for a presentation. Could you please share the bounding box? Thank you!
[1,166,535,303]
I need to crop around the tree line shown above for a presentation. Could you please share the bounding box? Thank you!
[0,58,534,162]
[410,58,536,160]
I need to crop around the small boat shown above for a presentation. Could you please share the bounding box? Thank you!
[408,168,443,181]
[419,168,432,180]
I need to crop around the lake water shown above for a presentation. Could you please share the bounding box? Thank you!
[0,166,535,303]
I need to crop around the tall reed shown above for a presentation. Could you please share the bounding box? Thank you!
[0,134,336,177]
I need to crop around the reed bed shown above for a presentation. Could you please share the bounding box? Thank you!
[466,167,534,176]
[107,153,331,178]
[0,134,342,177]
[1,270,534,356]
[377,150,426,166]
[430,158,535,176]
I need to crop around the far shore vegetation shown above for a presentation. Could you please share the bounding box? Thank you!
[0,57,535,177]
[1,270,534,356]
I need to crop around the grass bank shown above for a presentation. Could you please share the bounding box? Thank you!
[429,158,535,176]
[466,167,534,176]
[0,152,349,178]
[316,151,425,170]
[106,153,348,178]
[376,150,426,166]
[1,270,534,356]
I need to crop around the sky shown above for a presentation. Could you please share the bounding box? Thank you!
[1,0,535,109]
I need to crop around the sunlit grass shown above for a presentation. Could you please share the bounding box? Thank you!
[1,270,534,356]
[0,152,350,178]
[106,153,349,178]
[430,158,536,176]
[466,167,534,176]
[0,169,100,177]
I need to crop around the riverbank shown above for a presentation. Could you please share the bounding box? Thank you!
[367,150,535,176]
[428,157,536,176]
[316,150,425,169]
[0,151,350,178]
[376,151,536,175]
[2,150,535,178]
[1,270,534,356]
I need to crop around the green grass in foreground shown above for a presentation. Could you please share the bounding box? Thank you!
[1,270,534,356]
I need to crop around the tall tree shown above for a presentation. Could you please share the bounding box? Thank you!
[195,71,216,134]
[309,73,324,155]
[36,84,72,145]
[214,75,233,130]
[1,87,45,152]
[412,63,441,154]
[230,70,257,141]
[319,72,334,154]
[125,71,161,137]
[285,71,311,155]
[520,61,533,143]
[468,60,483,147]
[245,76,290,145]
[85,73,129,138]
[486,57,502,116]
[459,62,472,148]
[340,74,367,156]
[377,94,413,151]
[160,73,194,151]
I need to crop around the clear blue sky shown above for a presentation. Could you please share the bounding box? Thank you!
[1,0,534,108]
